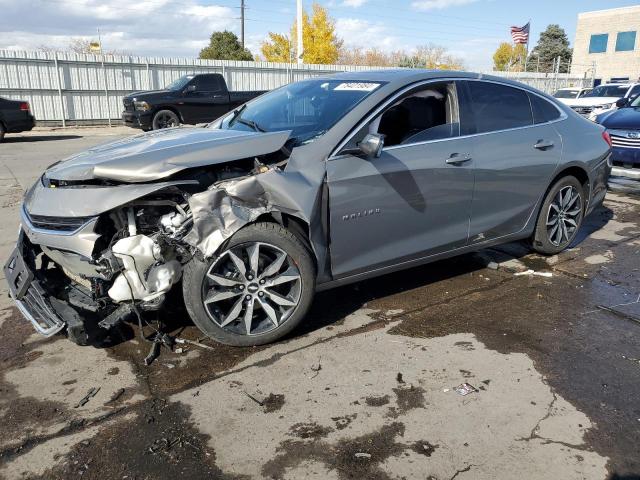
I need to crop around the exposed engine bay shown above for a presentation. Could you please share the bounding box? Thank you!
[7,129,313,351]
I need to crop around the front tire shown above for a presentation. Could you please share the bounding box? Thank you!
[0,123,5,142]
[152,110,180,130]
[532,176,585,255]
[182,222,316,346]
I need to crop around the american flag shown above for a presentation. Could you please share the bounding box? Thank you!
[510,22,530,44]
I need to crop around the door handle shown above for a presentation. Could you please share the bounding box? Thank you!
[534,140,554,150]
[445,153,472,165]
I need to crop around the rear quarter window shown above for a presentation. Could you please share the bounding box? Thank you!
[467,81,533,133]
[529,93,561,124]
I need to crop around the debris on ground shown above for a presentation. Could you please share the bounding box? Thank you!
[75,387,101,408]
[514,269,553,278]
[175,337,218,351]
[355,452,372,458]
[454,383,478,396]
[105,388,125,405]
[396,372,405,384]
[309,358,322,378]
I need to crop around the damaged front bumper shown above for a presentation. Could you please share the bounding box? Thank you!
[4,234,66,337]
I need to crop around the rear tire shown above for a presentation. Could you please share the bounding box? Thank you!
[0,123,5,142]
[182,222,316,346]
[152,110,180,130]
[531,176,585,255]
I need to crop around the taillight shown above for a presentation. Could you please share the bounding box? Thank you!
[602,131,612,148]
[19,102,30,112]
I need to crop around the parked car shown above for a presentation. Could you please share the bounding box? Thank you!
[122,73,266,131]
[0,97,35,142]
[596,95,640,179]
[552,87,592,104]
[5,70,611,348]
[565,82,640,121]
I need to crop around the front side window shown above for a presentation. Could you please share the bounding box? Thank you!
[589,34,609,54]
[216,79,383,146]
[616,31,636,52]
[467,81,532,133]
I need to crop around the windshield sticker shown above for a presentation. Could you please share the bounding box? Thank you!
[334,82,380,92]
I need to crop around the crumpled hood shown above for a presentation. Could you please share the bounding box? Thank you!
[565,96,620,107]
[45,127,291,183]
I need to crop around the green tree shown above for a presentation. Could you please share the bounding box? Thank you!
[492,42,527,71]
[398,44,465,70]
[199,31,253,61]
[527,24,572,73]
[261,3,342,64]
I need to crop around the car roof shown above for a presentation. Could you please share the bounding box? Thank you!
[319,69,547,93]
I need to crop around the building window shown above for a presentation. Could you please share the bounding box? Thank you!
[616,31,636,52]
[589,34,608,53]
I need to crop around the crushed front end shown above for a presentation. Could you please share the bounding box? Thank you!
[4,182,195,345]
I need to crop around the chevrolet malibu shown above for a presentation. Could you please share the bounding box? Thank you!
[4,70,611,347]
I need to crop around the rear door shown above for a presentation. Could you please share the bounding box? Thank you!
[327,80,475,277]
[462,80,563,243]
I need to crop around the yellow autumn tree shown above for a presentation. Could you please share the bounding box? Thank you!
[493,42,527,71]
[261,3,342,64]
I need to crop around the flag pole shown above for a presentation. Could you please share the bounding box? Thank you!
[524,19,531,72]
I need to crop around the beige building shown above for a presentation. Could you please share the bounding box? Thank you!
[571,5,640,84]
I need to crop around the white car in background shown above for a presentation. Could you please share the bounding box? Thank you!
[552,87,593,104]
[565,82,640,121]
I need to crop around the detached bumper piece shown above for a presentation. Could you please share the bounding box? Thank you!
[4,248,65,337]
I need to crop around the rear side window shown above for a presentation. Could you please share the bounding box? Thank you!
[467,81,533,133]
[529,94,561,124]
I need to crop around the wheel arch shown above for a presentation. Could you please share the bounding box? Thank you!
[253,212,315,264]
[152,106,184,124]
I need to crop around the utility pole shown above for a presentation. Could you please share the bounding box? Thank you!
[240,0,245,48]
[296,0,303,64]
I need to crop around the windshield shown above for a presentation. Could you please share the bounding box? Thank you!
[215,79,384,146]
[553,90,579,99]
[165,75,194,91]
[583,85,629,98]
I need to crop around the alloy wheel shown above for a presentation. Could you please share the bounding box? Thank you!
[546,185,582,247]
[156,112,178,129]
[202,242,302,336]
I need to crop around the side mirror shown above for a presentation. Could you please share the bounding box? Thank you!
[184,84,197,94]
[358,133,385,158]
[616,97,629,108]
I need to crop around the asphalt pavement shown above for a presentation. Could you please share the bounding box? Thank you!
[0,127,639,480]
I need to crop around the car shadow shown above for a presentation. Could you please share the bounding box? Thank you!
[97,204,616,348]
[3,135,83,143]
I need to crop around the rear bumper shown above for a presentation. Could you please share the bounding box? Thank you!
[7,115,36,133]
[122,111,152,130]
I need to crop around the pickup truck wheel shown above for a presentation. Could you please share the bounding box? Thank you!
[152,110,180,130]
[182,222,316,346]
[531,176,584,255]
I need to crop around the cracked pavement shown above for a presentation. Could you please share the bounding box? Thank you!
[0,128,639,479]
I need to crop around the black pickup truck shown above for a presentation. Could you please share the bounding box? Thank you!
[122,73,266,131]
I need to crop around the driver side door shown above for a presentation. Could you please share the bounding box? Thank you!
[326,80,476,278]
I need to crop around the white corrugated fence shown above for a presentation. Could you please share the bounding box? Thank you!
[0,50,594,126]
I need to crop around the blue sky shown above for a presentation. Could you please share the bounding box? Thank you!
[1,0,639,70]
